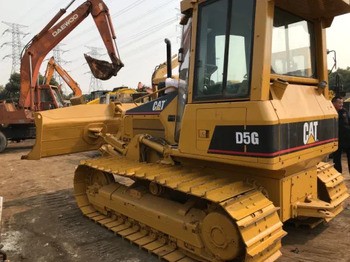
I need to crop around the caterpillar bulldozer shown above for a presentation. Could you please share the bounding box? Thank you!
[25,0,350,261]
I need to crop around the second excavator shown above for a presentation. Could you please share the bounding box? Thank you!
[43,56,85,105]
[26,0,350,261]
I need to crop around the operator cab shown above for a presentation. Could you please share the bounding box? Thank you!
[174,0,350,168]
[179,0,350,105]
[179,0,319,104]
[36,85,65,110]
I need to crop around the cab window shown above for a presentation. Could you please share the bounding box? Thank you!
[271,8,316,78]
[194,0,255,101]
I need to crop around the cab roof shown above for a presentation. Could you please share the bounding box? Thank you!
[275,0,350,27]
[181,0,350,27]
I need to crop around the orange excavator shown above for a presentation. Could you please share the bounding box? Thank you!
[43,57,86,105]
[0,0,123,153]
[44,57,82,97]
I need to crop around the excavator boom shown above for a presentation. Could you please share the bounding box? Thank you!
[19,0,123,110]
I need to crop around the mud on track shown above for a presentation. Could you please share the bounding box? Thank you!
[0,140,349,261]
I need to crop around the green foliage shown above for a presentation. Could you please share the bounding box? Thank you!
[38,74,59,86]
[83,93,91,101]
[2,73,21,101]
[0,73,60,101]
[329,67,350,93]
[62,93,74,100]
[0,85,5,100]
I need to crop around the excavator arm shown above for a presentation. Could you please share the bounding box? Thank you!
[44,57,82,96]
[19,0,123,110]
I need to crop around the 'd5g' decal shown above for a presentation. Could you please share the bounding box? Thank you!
[235,131,259,145]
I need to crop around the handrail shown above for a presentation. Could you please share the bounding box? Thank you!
[133,85,177,104]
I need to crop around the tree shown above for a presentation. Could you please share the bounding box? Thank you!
[0,85,5,100]
[0,73,60,102]
[329,67,350,93]
[3,73,21,101]
[38,74,59,86]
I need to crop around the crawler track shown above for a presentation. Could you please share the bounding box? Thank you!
[74,156,286,261]
[317,162,349,220]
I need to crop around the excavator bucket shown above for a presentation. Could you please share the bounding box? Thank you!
[85,54,122,80]
[23,103,121,160]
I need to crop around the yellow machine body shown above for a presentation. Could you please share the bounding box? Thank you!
[87,88,137,105]
[25,103,135,159]
[26,0,350,261]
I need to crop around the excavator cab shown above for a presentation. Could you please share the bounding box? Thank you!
[33,85,65,111]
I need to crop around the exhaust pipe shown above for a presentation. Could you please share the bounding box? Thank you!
[164,38,172,78]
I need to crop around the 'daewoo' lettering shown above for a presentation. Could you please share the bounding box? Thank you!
[52,14,79,37]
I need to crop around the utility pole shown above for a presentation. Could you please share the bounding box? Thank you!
[85,46,104,93]
[1,21,29,74]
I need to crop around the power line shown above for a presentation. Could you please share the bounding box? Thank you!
[111,0,147,18]
[120,18,177,46]
[15,0,45,25]
[67,16,177,54]
[63,0,148,43]
[65,0,174,43]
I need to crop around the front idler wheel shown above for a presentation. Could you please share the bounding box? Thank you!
[201,212,243,261]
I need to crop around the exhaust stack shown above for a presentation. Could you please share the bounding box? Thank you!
[164,38,172,78]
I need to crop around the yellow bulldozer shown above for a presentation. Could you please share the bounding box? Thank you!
[25,0,350,261]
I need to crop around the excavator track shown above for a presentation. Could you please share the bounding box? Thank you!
[74,156,286,261]
[317,162,349,220]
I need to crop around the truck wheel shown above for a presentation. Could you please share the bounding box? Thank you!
[0,131,7,153]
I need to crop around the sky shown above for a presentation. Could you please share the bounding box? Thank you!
[0,0,349,94]
[0,0,181,94]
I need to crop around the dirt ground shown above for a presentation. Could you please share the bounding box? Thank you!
[0,140,349,262]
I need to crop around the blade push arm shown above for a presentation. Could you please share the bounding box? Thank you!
[19,0,123,109]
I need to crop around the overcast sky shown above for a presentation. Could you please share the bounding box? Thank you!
[0,0,349,94]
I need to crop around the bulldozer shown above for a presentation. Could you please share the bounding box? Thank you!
[25,0,350,261]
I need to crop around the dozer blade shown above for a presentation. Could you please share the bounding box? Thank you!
[23,103,121,160]
[85,54,122,80]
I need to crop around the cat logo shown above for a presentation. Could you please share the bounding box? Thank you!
[303,121,318,145]
[152,100,167,111]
